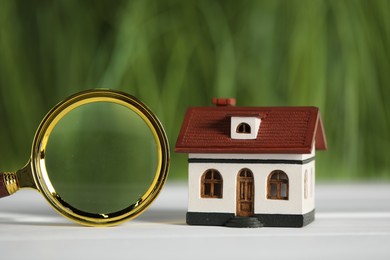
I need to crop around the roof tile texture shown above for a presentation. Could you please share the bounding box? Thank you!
[175,106,327,154]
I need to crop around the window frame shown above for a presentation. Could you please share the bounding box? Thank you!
[267,170,289,200]
[201,169,223,199]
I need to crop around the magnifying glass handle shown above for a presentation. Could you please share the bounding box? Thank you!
[0,172,19,198]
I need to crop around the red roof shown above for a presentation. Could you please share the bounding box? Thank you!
[175,105,327,154]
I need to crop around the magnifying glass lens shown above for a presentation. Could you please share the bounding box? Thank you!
[45,102,157,214]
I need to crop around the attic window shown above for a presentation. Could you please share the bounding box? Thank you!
[230,116,261,140]
[236,123,251,134]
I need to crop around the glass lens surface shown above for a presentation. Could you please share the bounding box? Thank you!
[45,102,158,214]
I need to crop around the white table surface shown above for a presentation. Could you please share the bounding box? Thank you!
[1,182,389,260]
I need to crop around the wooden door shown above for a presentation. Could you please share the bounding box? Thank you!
[236,169,254,217]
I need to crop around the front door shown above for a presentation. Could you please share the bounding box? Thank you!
[236,168,254,217]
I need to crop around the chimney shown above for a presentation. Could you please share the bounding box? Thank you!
[212,98,236,107]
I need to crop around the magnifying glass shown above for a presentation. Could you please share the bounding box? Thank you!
[0,89,169,226]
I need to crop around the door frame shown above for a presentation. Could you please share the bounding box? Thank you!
[236,168,254,217]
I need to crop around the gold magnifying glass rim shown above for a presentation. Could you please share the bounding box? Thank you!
[31,89,170,226]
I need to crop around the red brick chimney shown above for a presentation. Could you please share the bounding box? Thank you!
[212,98,236,106]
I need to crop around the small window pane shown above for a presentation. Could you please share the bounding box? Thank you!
[270,184,277,197]
[281,183,287,198]
[279,173,288,180]
[214,183,222,197]
[213,171,221,180]
[236,123,251,134]
[204,183,211,196]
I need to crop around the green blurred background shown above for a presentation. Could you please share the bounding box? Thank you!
[0,0,389,181]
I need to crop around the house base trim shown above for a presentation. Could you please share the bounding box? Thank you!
[187,212,235,226]
[187,209,315,228]
[188,157,315,165]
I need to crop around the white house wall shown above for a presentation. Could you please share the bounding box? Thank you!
[302,161,316,213]
[188,155,315,216]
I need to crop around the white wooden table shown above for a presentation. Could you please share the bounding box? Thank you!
[1,182,389,260]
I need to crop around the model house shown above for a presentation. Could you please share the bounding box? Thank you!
[175,98,327,227]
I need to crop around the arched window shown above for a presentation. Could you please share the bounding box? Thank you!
[239,168,254,178]
[236,123,251,134]
[267,170,289,200]
[201,169,223,198]
[310,168,314,198]
[304,170,308,199]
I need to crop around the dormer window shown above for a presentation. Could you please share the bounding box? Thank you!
[231,115,261,140]
[236,123,251,134]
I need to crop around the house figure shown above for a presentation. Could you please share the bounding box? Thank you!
[175,98,327,228]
